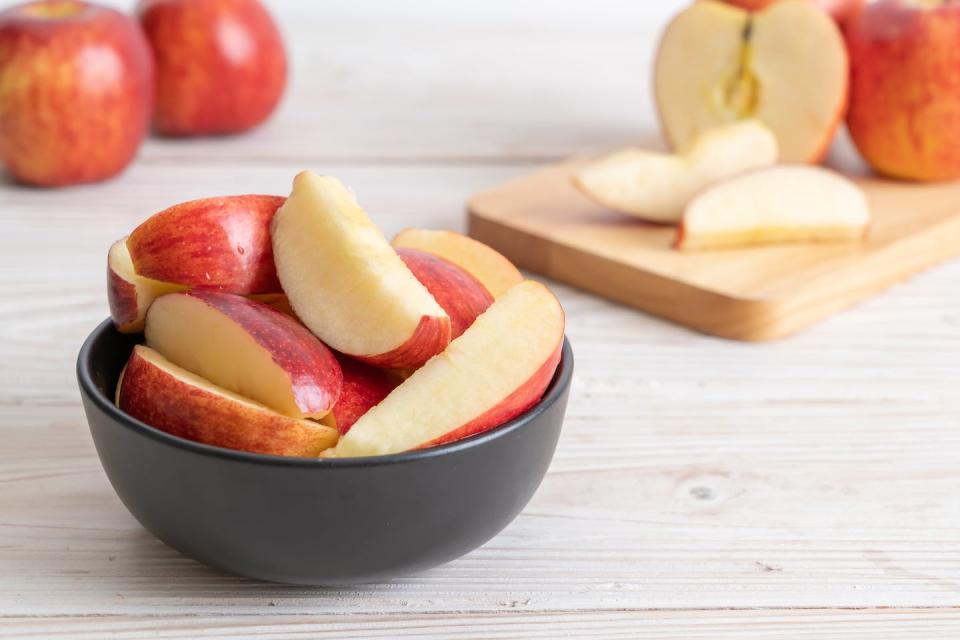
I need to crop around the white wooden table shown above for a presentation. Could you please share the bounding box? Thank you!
[1,1,958,637]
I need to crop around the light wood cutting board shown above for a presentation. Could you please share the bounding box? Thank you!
[467,159,960,341]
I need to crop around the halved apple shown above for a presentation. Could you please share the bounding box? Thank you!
[391,228,523,299]
[676,165,870,250]
[127,194,285,294]
[573,120,777,222]
[145,290,342,419]
[330,280,564,458]
[118,346,339,457]
[271,172,451,369]
[654,0,848,163]
[107,238,185,333]
[319,355,400,434]
[397,247,494,338]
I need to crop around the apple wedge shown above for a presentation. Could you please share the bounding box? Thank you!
[118,346,339,457]
[392,228,523,298]
[319,355,400,434]
[271,172,451,369]
[107,238,185,333]
[397,248,494,338]
[330,280,564,457]
[145,290,342,419]
[676,165,870,250]
[127,194,285,294]
[573,120,777,222]
[654,0,848,163]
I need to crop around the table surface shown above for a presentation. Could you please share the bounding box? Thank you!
[1,1,958,637]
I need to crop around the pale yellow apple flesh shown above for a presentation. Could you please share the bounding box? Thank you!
[330,280,565,458]
[107,239,184,333]
[118,346,339,457]
[655,0,848,163]
[573,120,777,222]
[392,228,523,298]
[677,165,870,250]
[271,173,450,368]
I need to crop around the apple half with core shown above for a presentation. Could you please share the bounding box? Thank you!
[271,172,451,369]
[118,346,338,457]
[108,239,185,333]
[676,165,870,250]
[127,195,285,294]
[654,0,848,163]
[392,229,523,298]
[573,120,777,222]
[145,290,342,419]
[330,280,564,458]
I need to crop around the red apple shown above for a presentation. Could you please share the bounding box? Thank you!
[107,238,185,333]
[137,0,286,136]
[127,195,285,294]
[118,345,339,457]
[0,0,153,186]
[397,247,494,339]
[320,355,400,435]
[846,0,960,181]
[145,290,342,419]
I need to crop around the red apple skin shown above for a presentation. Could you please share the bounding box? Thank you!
[397,247,494,339]
[721,0,863,25]
[421,340,562,449]
[107,266,139,329]
[127,195,285,293]
[0,1,153,186]
[325,355,400,435]
[846,1,960,181]
[170,290,343,417]
[353,315,452,370]
[137,0,286,136]
[118,345,337,457]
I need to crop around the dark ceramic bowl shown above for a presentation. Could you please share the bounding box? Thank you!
[77,319,572,585]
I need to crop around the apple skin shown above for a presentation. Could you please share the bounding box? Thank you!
[0,1,153,186]
[107,238,185,333]
[352,315,452,370]
[127,195,285,294]
[397,247,494,339]
[137,0,286,136]
[118,345,339,457]
[721,0,864,25]
[322,355,400,435]
[846,1,960,181]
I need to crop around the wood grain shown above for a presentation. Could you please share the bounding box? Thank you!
[0,0,958,636]
[468,159,960,341]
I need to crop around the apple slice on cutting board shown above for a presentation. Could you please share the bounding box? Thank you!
[330,280,564,458]
[654,0,848,163]
[271,172,451,369]
[573,120,778,222]
[118,346,339,457]
[676,165,870,250]
[392,229,523,299]
[107,239,186,333]
[145,290,342,419]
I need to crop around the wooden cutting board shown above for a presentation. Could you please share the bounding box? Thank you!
[467,158,960,341]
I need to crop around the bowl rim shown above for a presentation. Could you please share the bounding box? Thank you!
[77,319,573,468]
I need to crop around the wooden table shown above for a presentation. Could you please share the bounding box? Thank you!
[1,1,958,637]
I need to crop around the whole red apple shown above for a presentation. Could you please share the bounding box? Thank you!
[0,1,153,187]
[846,0,960,181]
[137,0,286,136]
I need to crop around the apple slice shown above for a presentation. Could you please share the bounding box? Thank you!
[654,0,848,163]
[330,280,564,457]
[676,165,870,250]
[573,120,777,222]
[118,346,338,457]
[397,247,494,338]
[391,228,523,298]
[319,355,400,435]
[271,172,450,369]
[127,194,285,294]
[145,290,342,419]
[107,238,185,333]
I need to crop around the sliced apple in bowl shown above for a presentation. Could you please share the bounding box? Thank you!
[117,345,339,457]
[676,165,870,250]
[145,290,342,419]
[330,280,565,458]
[107,239,186,333]
[271,172,451,369]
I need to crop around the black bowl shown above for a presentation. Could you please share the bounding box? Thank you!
[76,319,572,585]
